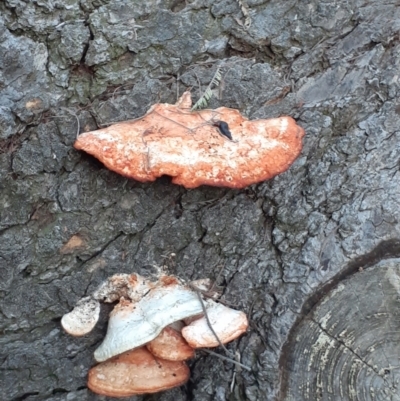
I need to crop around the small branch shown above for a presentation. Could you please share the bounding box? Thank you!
[152,110,196,134]
[230,350,242,391]
[176,73,180,103]
[209,262,226,292]
[201,349,251,372]
[190,285,233,357]
[194,72,203,99]
[191,285,237,308]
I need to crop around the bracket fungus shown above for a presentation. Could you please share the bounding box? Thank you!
[93,283,206,362]
[74,92,305,188]
[60,273,153,337]
[88,347,190,397]
[61,296,100,337]
[182,302,248,348]
[146,324,195,361]
[62,273,249,397]
[92,273,153,303]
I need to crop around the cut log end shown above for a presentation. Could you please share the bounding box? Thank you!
[282,263,400,400]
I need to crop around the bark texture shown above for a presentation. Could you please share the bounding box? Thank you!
[1,0,400,400]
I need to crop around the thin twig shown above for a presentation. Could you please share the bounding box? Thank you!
[209,262,226,292]
[212,298,238,307]
[194,71,203,98]
[190,285,233,357]
[191,284,238,308]
[202,349,251,372]
[152,110,195,133]
[112,85,123,99]
[152,109,219,138]
[97,113,146,127]
[230,350,242,391]
[176,73,180,103]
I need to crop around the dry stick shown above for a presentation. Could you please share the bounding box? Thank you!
[176,72,180,103]
[197,293,238,308]
[111,83,134,101]
[152,110,197,133]
[180,109,233,141]
[140,108,213,168]
[230,350,242,391]
[194,71,203,98]
[196,110,221,126]
[99,100,222,140]
[190,271,252,373]
[192,286,252,372]
[168,107,222,116]
[99,114,147,127]
[190,286,233,356]
[192,285,251,372]
[209,262,226,293]
[202,349,251,372]
[152,109,218,137]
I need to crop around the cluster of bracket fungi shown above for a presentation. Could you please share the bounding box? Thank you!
[61,274,248,397]
[75,91,305,189]
[67,93,305,396]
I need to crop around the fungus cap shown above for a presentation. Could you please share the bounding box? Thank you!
[94,281,205,362]
[88,347,190,397]
[74,92,305,189]
[92,273,152,303]
[61,297,100,337]
[146,325,195,361]
[182,302,248,348]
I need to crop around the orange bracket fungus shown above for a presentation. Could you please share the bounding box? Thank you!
[181,302,248,348]
[74,92,305,188]
[88,347,190,397]
[61,296,100,337]
[61,273,249,397]
[146,323,195,361]
[93,282,205,362]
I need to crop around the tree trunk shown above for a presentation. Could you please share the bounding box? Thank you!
[1,0,400,400]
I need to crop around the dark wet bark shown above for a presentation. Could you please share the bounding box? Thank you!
[1,0,400,400]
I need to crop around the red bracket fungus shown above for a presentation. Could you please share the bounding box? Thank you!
[182,302,248,348]
[146,323,195,361]
[88,347,190,397]
[62,273,249,397]
[93,282,205,362]
[74,92,305,188]
[61,296,100,337]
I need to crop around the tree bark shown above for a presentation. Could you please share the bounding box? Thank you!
[1,0,400,400]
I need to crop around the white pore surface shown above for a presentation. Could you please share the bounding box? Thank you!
[94,285,204,362]
[61,297,100,337]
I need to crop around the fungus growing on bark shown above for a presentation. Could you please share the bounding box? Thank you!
[88,347,190,397]
[74,92,305,189]
[146,324,195,361]
[93,282,205,362]
[182,302,248,348]
[92,273,153,303]
[61,297,100,337]
[61,273,152,336]
[62,273,250,396]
